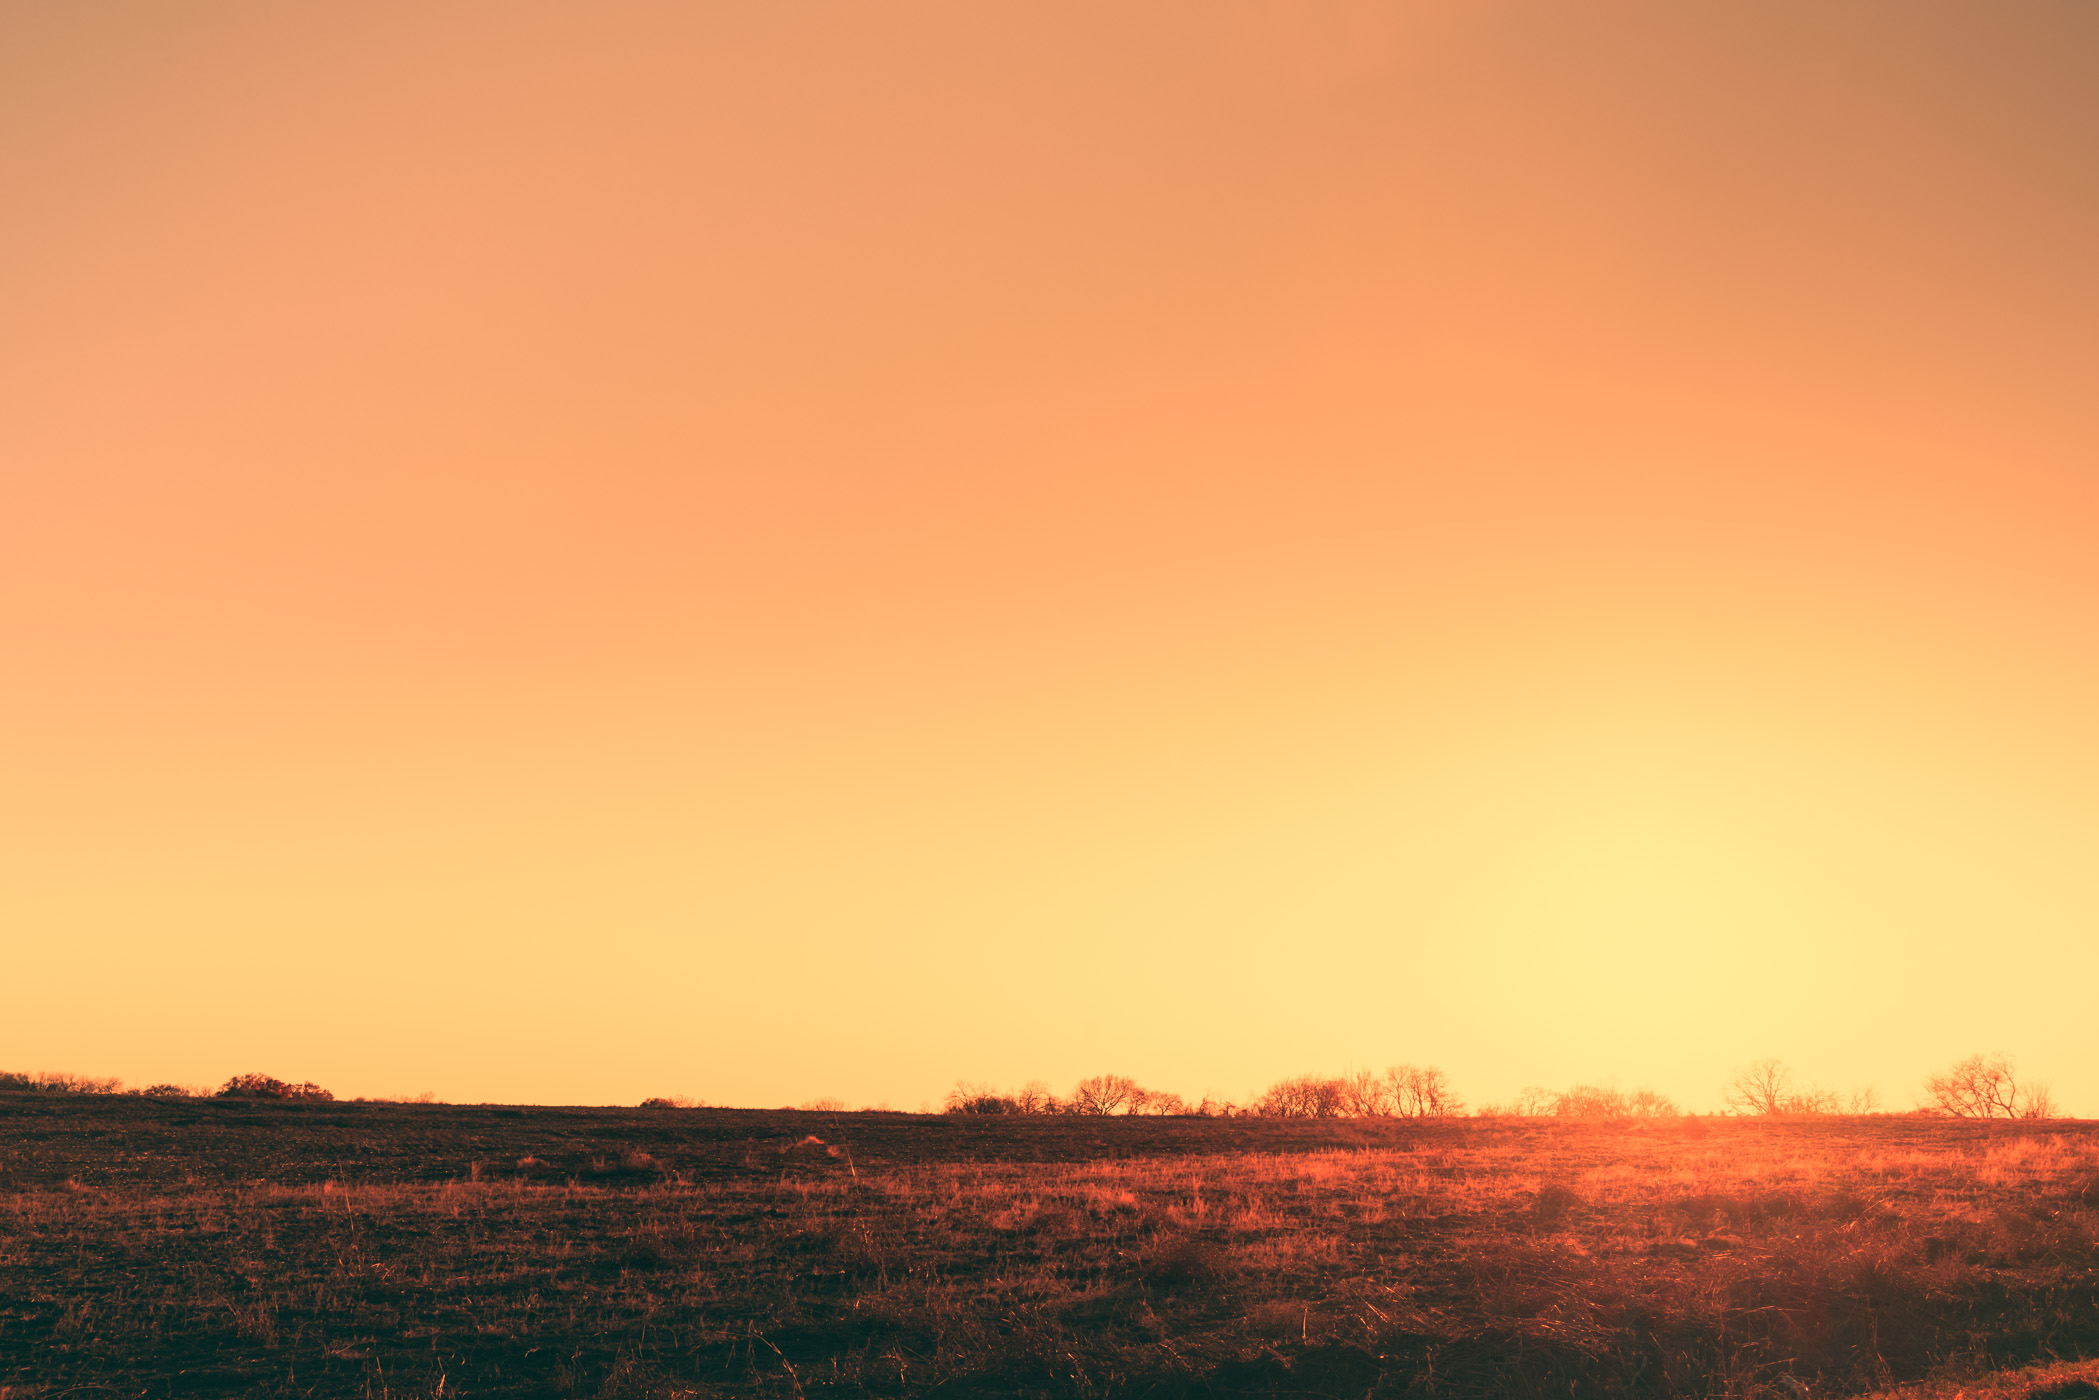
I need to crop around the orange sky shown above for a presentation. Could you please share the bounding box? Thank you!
[5,2,2098,1112]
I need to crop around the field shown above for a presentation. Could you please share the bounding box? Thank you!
[4,1094,2098,1398]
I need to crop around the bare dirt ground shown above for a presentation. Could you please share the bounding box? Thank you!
[3,1093,2096,1398]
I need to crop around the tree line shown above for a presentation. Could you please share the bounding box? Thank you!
[941,1065,1467,1118]
[940,1053,2060,1122]
[0,1054,2063,1120]
[0,1071,335,1102]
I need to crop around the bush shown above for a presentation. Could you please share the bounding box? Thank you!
[1553,1084,1630,1119]
[216,1073,333,1102]
[1626,1087,1681,1118]
[946,1093,1020,1115]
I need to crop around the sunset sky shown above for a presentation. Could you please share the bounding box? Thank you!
[5,2,2097,1112]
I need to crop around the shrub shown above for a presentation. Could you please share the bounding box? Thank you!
[1626,1087,1681,1118]
[1553,1084,1630,1119]
[1782,1086,1842,1115]
[1542,1083,1678,1119]
[216,1073,333,1102]
[1509,1085,1556,1116]
[1533,1182,1582,1225]
[946,1093,1020,1115]
[944,1081,1019,1114]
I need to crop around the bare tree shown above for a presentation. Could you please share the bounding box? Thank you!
[1724,1059,1846,1115]
[1068,1074,1140,1115]
[1553,1084,1629,1119]
[1388,1065,1463,1119]
[1846,1085,1882,1114]
[1626,1088,1679,1118]
[1923,1054,2051,1119]
[944,1081,991,1112]
[1510,1085,1555,1117]
[1723,1059,1793,1116]
[1339,1068,1394,1117]
[1013,1080,1055,1115]
[1254,1074,1345,1118]
[1785,1086,1841,1115]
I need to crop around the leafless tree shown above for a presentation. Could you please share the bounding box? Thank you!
[1724,1059,1846,1115]
[1785,1086,1841,1115]
[1553,1084,1629,1119]
[1626,1088,1679,1118]
[1339,1068,1394,1117]
[1510,1085,1555,1117]
[1388,1064,1463,1119]
[1068,1074,1140,1115]
[944,1081,992,1112]
[1846,1085,1882,1114]
[1255,1074,1346,1118]
[1013,1080,1055,1115]
[1723,1059,1794,1116]
[1922,1054,2051,1119]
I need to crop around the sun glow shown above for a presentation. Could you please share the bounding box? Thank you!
[4,1,2098,1112]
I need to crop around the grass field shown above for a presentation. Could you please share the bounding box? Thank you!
[3,1093,2097,1398]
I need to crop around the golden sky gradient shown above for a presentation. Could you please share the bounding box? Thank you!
[5,2,2098,1111]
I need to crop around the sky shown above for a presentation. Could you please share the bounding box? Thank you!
[4,1,2098,1113]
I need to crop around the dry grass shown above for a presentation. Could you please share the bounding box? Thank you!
[2,1097,2096,1397]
